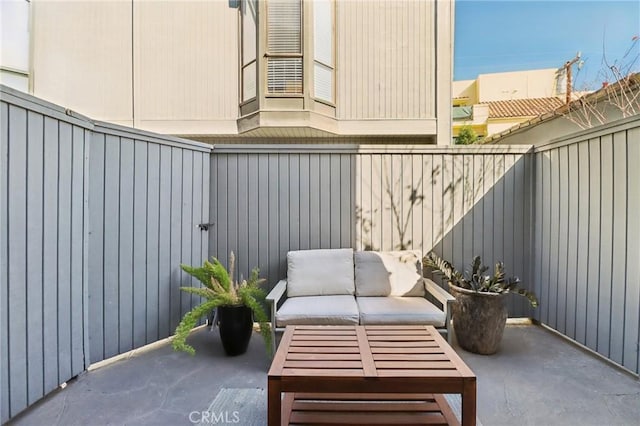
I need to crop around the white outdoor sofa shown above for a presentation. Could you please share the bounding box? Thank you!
[266,248,454,352]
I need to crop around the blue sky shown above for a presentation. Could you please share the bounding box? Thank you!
[454,0,640,89]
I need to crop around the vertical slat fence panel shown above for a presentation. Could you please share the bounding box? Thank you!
[597,135,614,357]
[26,111,44,405]
[88,134,105,362]
[211,145,532,317]
[586,138,601,351]
[557,147,569,334]
[0,101,9,423]
[133,141,148,349]
[8,104,28,417]
[566,143,579,339]
[145,144,160,343]
[118,139,135,354]
[88,129,210,364]
[1,88,212,422]
[533,116,640,375]
[1,90,93,422]
[610,131,627,365]
[575,141,590,345]
[624,127,640,374]
[57,122,73,383]
[42,117,61,394]
[70,126,86,376]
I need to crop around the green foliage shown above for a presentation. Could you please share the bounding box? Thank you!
[423,252,538,308]
[172,252,272,356]
[455,125,479,145]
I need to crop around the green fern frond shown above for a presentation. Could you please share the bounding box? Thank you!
[174,251,272,356]
[172,299,220,355]
[181,264,214,289]
[179,286,216,299]
[202,258,232,291]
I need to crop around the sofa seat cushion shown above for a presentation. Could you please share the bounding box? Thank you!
[287,248,355,297]
[276,295,360,327]
[355,250,425,297]
[357,297,445,326]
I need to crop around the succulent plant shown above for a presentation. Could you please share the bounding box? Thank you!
[423,252,538,308]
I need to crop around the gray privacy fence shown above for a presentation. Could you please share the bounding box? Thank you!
[209,144,535,318]
[0,86,212,422]
[211,122,640,377]
[87,123,211,363]
[532,116,640,375]
[1,89,92,423]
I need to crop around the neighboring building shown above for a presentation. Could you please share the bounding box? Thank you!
[9,0,454,145]
[484,73,640,145]
[453,68,565,140]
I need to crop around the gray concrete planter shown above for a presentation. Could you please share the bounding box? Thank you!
[448,283,508,355]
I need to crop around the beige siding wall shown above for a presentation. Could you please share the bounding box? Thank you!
[31,0,447,137]
[32,1,239,132]
[134,1,238,124]
[32,1,133,124]
[336,0,435,120]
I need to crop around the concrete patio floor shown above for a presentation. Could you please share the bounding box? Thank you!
[9,325,640,426]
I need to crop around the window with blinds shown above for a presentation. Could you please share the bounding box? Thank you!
[241,0,258,102]
[313,0,333,102]
[266,0,303,94]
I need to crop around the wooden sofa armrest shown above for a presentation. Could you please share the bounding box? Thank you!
[423,278,455,344]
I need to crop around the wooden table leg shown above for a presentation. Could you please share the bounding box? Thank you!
[268,377,281,426]
[461,378,477,426]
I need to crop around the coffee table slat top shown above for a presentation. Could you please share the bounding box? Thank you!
[268,325,473,381]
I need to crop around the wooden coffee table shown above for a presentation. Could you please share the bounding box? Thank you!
[268,325,476,426]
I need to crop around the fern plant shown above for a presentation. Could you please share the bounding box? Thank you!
[423,252,538,308]
[172,252,272,355]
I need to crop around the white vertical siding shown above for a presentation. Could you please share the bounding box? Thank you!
[336,0,434,120]
[32,1,133,124]
[135,1,239,122]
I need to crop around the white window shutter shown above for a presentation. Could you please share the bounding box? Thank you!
[267,0,301,54]
[314,62,332,101]
[313,0,333,102]
[268,58,303,94]
[243,62,257,101]
[242,0,257,64]
[313,0,332,66]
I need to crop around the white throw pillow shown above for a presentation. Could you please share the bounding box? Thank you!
[354,250,425,297]
[287,248,355,297]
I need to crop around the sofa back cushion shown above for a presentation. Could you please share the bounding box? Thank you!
[354,250,425,297]
[287,248,355,297]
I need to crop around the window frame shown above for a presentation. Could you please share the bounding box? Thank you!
[264,0,304,96]
[311,0,335,105]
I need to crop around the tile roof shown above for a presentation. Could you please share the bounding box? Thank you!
[482,97,564,118]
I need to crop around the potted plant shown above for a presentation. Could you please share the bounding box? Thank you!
[172,252,272,356]
[423,252,538,355]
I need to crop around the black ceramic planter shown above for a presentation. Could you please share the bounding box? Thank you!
[217,305,253,356]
